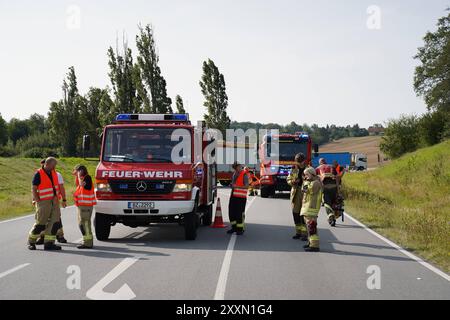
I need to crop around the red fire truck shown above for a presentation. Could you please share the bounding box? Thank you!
[87,114,216,241]
[259,132,317,198]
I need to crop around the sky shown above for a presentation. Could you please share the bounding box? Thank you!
[0,0,448,128]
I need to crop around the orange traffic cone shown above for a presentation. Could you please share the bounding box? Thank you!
[211,198,226,228]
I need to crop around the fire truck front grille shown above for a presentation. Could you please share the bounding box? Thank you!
[109,180,175,195]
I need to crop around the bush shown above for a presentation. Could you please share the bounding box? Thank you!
[21,147,59,159]
[380,115,420,158]
[0,144,18,157]
[418,110,450,146]
[15,132,58,153]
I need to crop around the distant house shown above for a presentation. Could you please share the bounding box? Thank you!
[368,124,384,136]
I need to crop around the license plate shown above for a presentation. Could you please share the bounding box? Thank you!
[128,202,155,209]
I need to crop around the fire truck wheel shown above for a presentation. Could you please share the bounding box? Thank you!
[202,204,213,226]
[184,200,199,240]
[95,212,111,241]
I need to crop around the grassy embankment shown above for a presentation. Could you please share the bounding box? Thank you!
[0,158,98,221]
[343,140,450,272]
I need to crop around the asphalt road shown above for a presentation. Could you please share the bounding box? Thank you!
[0,188,448,300]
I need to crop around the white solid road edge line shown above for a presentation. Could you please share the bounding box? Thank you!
[0,206,76,225]
[344,212,450,282]
[214,196,256,300]
[0,263,31,279]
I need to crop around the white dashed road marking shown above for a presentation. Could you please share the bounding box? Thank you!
[214,196,256,300]
[0,263,31,279]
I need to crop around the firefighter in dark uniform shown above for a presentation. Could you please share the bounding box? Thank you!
[28,157,63,251]
[227,162,249,235]
[287,153,307,240]
[316,158,339,226]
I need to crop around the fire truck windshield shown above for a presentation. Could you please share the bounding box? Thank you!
[103,127,192,163]
[267,140,309,161]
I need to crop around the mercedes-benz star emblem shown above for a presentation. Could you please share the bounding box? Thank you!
[136,181,147,192]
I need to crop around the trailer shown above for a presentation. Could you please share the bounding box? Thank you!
[311,152,351,168]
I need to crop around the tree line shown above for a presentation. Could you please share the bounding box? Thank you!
[3,10,446,160]
[380,10,450,158]
[0,24,230,157]
[229,121,369,146]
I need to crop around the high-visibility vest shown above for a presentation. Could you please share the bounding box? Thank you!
[232,171,248,199]
[74,178,97,207]
[37,168,60,201]
[316,164,336,182]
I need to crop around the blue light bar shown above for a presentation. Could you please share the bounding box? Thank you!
[167,114,188,121]
[115,114,189,122]
[116,114,132,121]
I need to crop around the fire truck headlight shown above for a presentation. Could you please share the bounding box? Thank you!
[97,183,112,192]
[173,183,192,192]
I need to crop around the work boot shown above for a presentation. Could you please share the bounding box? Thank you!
[300,235,308,241]
[28,244,36,250]
[35,236,45,245]
[303,242,310,249]
[304,247,320,252]
[44,243,62,251]
[236,230,244,236]
[328,216,336,227]
[77,244,93,249]
[57,236,67,244]
[292,234,302,239]
[226,227,236,234]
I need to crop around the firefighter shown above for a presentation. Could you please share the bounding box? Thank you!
[227,162,249,235]
[332,160,345,186]
[300,166,323,252]
[36,159,67,245]
[287,153,307,240]
[245,167,260,196]
[28,157,63,251]
[73,165,96,249]
[316,158,339,226]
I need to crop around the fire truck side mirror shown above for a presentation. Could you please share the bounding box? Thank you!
[83,135,91,152]
[313,144,319,154]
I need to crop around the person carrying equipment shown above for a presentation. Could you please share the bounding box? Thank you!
[287,153,307,240]
[227,162,249,235]
[28,157,63,251]
[300,166,323,252]
[316,158,339,226]
[245,167,260,196]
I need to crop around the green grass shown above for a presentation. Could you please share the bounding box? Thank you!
[343,140,450,273]
[0,157,98,221]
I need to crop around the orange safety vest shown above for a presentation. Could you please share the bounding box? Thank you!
[74,177,97,207]
[232,170,248,199]
[37,168,60,201]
